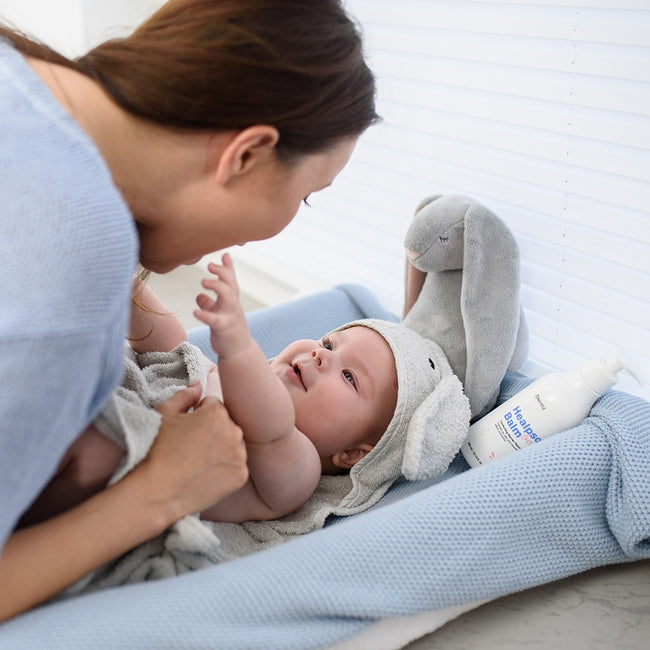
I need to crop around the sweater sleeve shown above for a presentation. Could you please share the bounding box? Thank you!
[0,326,126,545]
[0,41,138,546]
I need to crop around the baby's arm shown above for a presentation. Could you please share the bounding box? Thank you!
[404,259,426,317]
[194,254,296,442]
[194,254,320,521]
[130,278,188,353]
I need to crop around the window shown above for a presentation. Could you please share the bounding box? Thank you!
[228,0,649,397]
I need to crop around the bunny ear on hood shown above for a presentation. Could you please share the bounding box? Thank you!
[401,374,470,481]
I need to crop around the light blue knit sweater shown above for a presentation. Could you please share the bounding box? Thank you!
[0,40,137,544]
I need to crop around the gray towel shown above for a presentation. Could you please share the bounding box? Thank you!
[65,342,220,595]
[67,340,421,593]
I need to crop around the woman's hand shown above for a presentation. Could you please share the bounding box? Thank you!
[143,383,249,522]
[0,383,247,622]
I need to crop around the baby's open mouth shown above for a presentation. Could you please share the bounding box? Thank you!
[292,363,306,390]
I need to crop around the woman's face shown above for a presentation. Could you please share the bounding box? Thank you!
[136,136,357,273]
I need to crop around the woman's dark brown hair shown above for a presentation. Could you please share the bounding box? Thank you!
[1,0,378,161]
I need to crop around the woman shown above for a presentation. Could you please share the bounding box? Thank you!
[0,0,377,620]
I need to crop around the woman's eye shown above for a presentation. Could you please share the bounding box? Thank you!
[302,195,312,207]
[343,370,357,389]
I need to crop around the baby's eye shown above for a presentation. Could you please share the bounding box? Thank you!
[343,370,357,389]
[322,338,332,351]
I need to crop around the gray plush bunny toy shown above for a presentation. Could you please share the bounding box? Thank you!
[403,193,528,420]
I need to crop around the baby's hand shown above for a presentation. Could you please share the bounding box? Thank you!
[194,253,251,358]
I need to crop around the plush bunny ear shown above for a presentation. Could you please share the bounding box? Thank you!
[460,207,527,419]
[402,375,471,481]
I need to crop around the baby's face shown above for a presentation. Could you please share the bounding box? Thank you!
[270,326,398,460]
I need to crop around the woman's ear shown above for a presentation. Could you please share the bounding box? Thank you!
[331,444,375,470]
[213,125,280,185]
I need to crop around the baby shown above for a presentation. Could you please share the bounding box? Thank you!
[21,255,468,527]
[194,255,400,521]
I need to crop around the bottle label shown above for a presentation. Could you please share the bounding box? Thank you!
[462,404,543,467]
[503,406,542,447]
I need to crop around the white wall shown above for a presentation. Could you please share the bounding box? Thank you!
[82,0,165,51]
[0,0,85,56]
[0,0,163,56]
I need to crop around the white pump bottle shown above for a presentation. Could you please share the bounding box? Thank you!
[461,355,642,468]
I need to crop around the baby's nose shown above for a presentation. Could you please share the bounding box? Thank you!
[311,348,326,366]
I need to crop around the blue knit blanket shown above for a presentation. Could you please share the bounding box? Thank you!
[1,285,648,649]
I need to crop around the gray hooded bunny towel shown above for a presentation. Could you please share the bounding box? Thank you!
[403,193,529,420]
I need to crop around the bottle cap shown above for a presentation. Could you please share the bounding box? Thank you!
[581,355,643,395]
[604,355,644,387]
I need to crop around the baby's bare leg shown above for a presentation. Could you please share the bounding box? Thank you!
[18,425,125,528]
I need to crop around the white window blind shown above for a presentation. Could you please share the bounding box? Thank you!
[226,0,650,398]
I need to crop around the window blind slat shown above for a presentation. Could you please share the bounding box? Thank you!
[374,104,650,174]
[351,143,650,227]
[376,79,650,152]
[522,263,649,328]
[356,2,650,46]
[376,59,650,119]
[521,242,649,300]
[369,31,650,83]
[365,116,649,184]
